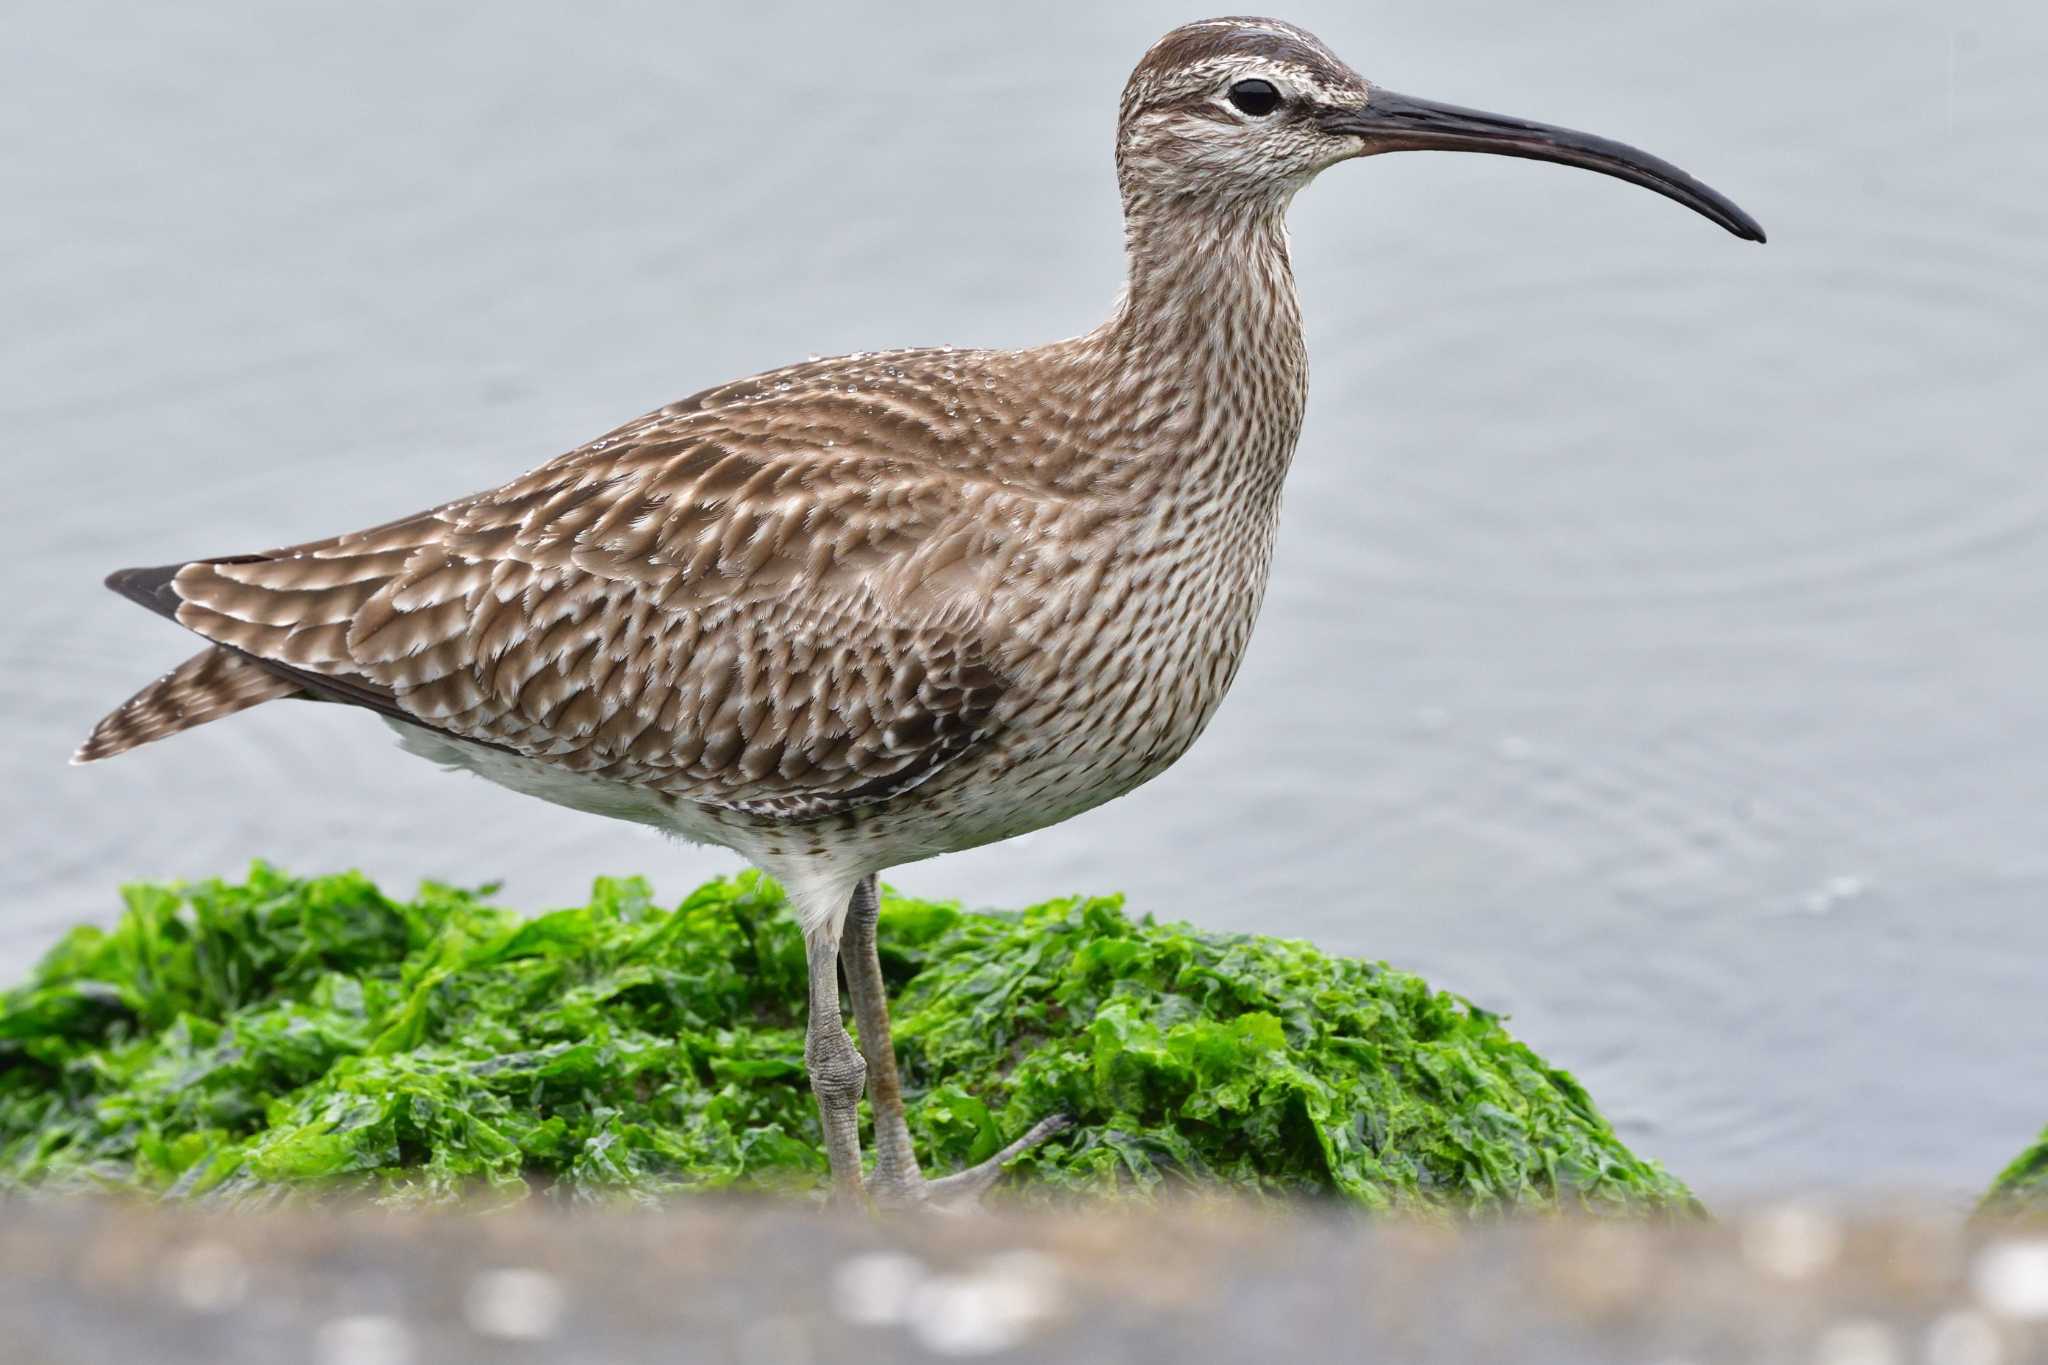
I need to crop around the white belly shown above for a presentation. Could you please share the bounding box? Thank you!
[387,720,682,831]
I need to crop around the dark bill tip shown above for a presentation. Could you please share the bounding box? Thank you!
[1324,88,1766,243]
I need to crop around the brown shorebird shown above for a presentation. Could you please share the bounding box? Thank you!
[78,17,1762,1207]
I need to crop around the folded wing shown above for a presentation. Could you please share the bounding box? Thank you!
[95,397,1013,821]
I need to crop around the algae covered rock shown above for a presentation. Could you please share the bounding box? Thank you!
[1983,1125,2048,1215]
[0,864,1693,1212]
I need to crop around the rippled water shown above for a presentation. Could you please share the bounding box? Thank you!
[5,1,2045,1203]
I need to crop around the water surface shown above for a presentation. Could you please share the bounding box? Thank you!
[5,0,2045,1202]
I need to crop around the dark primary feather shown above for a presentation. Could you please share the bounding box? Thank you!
[104,561,193,619]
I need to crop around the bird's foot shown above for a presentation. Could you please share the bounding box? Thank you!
[867,1114,1073,1212]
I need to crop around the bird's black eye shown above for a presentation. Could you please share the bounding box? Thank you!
[1227,78,1282,117]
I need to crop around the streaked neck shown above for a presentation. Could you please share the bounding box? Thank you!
[1075,191,1309,502]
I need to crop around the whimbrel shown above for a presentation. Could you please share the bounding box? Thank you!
[78,18,1762,1207]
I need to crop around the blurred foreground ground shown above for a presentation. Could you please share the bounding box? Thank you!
[1,1199,2045,1363]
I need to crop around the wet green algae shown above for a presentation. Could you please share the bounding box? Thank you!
[1984,1126,2048,1216]
[1,864,1695,1212]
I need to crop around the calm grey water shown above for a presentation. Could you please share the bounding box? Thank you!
[5,1,2045,1204]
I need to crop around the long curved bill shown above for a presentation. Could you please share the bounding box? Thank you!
[1324,89,1765,243]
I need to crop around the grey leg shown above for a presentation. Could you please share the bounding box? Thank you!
[923,1114,1077,1205]
[802,923,868,1209]
[840,875,925,1200]
[838,874,1073,1209]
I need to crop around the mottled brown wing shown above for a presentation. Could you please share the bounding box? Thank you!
[159,402,1012,820]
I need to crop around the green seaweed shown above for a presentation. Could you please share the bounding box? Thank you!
[1983,1124,2048,1216]
[0,864,1693,1212]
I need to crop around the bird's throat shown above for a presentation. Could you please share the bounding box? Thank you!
[1085,194,1310,506]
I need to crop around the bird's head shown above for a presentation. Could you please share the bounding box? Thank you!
[1116,16,1763,242]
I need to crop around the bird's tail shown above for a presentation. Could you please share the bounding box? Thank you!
[75,646,299,763]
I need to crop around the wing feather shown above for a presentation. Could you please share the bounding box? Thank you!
[151,382,1014,820]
